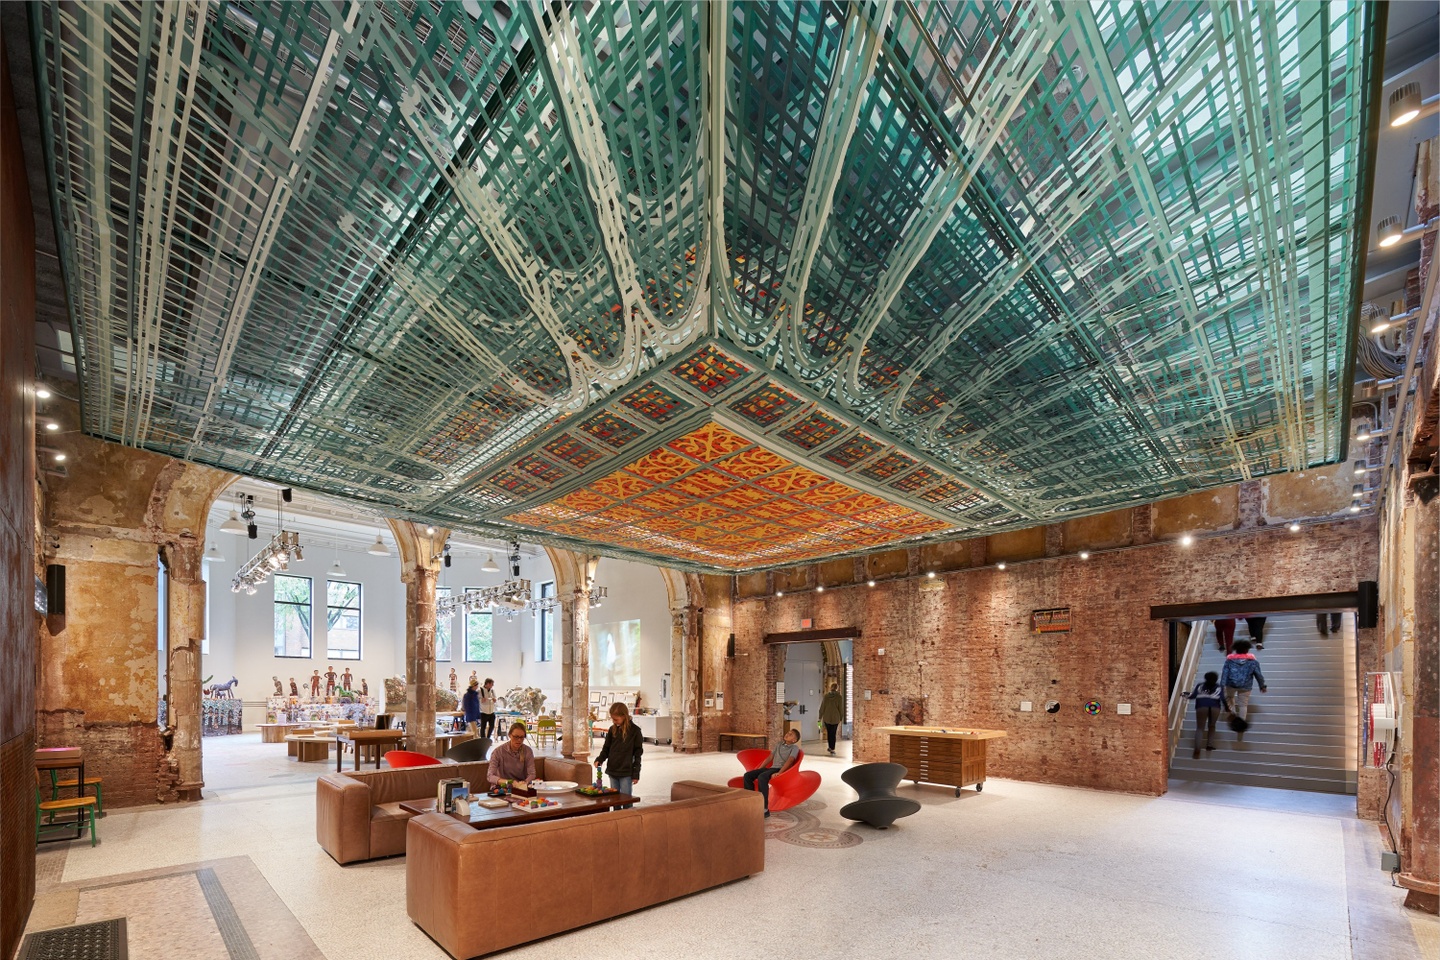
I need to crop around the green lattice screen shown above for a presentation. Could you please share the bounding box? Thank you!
[32,1,1375,571]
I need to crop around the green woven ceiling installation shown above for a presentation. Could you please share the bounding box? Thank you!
[32,0,1376,571]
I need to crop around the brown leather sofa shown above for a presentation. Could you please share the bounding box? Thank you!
[406,780,764,958]
[316,756,591,865]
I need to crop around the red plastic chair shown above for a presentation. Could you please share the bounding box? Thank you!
[384,750,441,768]
[726,747,820,812]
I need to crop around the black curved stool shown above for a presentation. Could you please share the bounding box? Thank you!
[443,736,492,762]
[839,762,921,829]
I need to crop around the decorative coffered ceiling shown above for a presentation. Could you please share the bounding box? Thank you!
[30,0,1377,572]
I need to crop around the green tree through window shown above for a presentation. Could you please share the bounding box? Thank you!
[465,604,492,662]
[326,580,362,660]
[273,575,312,657]
[436,586,453,661]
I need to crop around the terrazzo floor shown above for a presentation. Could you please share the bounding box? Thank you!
[24,734,1437,960]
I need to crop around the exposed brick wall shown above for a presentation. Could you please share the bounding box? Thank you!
[36,712,180,807]
[730,516,1379,795]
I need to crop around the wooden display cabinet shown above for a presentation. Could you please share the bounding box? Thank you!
[877,725,1007,796]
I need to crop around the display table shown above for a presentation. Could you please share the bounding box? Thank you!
[398,792,636,831]
[876,725,1007,796]
[285,735,334,762]
[634,714,672,744]
[337,729,406,771]
[259,723,302,743]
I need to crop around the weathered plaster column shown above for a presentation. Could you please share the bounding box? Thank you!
[161,537,206,800]
[660,568,703,752]
[391,521,446,758]
[546,547,599,760]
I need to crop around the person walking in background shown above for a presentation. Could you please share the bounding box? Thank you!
[461,679,482,736]
[1317,612,1342,635]
[819,682,845,756]
[1221,640,1267,741]
[478,678,498,740]
[594,702,643,800]
[743,727,801,817]
[1183,671,1229,758]
[1243,616,1267,649]
[1213,617,1236,655]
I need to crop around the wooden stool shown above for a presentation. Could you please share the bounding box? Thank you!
[53,776,103,816]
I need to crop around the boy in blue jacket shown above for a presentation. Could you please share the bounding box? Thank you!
[1220,640,1267,738]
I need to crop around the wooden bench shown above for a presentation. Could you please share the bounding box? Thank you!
[717,732,767,751]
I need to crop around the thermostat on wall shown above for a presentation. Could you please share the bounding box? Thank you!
[1117,703,1132,715]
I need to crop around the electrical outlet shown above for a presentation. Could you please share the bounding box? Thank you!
[1019,701,1033,712]
[1117,703,1132,715]
[864,689,872,700]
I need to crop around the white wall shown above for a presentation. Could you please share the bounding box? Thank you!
[201,540,673,724]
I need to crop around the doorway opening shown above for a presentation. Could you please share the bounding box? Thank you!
[781,640,853,759]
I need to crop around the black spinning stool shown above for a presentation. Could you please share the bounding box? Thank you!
[839,762,921,829]
[444,737,492,762]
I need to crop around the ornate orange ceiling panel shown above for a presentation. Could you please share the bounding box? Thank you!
[506,421,950,569]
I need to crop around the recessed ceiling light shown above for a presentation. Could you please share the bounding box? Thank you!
[36,387,51,399]
[776,591,784,598]
[1079,551,1090,559]
[1180,534,1194,547]
[996,563,1006,570]
[45,422,59,431]
[1288,522,1301,532]
[54,453,66,462]
[816,585,824,593]
[426,526,435,535]
[867,580,876,587]
[926,571,936,579]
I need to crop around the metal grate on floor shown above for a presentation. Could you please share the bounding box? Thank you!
[18,917,127,960]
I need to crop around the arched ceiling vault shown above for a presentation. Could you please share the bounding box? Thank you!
[29,0,1378,573]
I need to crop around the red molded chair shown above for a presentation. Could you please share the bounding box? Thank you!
[384,750,441,768]
[726,747,820,812]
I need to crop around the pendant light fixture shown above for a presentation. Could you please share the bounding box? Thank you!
[204,543,223,562]
[367,533,390,556]
[219,509,245,535]
[480,552,500,573]
[329,543,347,578]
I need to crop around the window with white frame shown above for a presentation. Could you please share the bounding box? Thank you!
[436,586,453,661]
[465,594,492,661]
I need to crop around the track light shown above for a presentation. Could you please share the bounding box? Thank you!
[1356,425,1373,442]
[367,534,390,556]
[35,387,51,399]
[1389,82,1422,127]
[1288,522,1301,532]
[926,571,936,578]
[867,580,876,587]
[54,452,66,462]
[776,591,784,598]
[996,563,1006,570]
[45,422,58,431]
[1350,504,1362,513]
[816,585,824,593]
[1352,484,1364,499]
[1376,216,1403,248]
[480,553,499,573]
[1079,551,1090,559]
[1180,534,1195,546]
[1353,460,1366,475]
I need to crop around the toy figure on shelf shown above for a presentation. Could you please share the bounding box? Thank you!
[449,668,458,693]
[273,676,283,696]
[360,678,368,696]
[341,667,353,690]
[289,677,299,697]
[324,665,338,697]
[310,670,321,698]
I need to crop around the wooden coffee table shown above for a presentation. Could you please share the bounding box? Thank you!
[337,729,407,771]
[399,791,636,830]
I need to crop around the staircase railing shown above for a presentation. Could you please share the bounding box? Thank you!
[1167,622,1206,760]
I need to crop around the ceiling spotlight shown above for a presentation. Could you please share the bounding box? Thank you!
[426,526,435,535]
[816,585,824,593]
[204,543,223,562]
[1353,460,1366,475]
[245,583,257,595]
[1351,484,1364,499]
[1350,504,1362,513]
[247,521,258,540]
[329,559,347,578]
[45,422,59,431]
[1389,82,1422,127]
[1376,216,1403,248]
[926,571,936,579]
[776,591,784,598]
[996,563,1006,570]
[1180,534,1195,547]
[1288,522,1301,532]
[367,534,390,556]
[54,452,66,462]
[1370,317,1393,335]
[1079,551,1090,559]
[867,580,876,587]
[1355,425,1372,442]
[480,553,500,573]
[35,387,51,400]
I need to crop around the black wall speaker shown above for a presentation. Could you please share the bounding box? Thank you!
[726,634,736,658]
[46,564,66,616]
[1357,580,1378,629]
